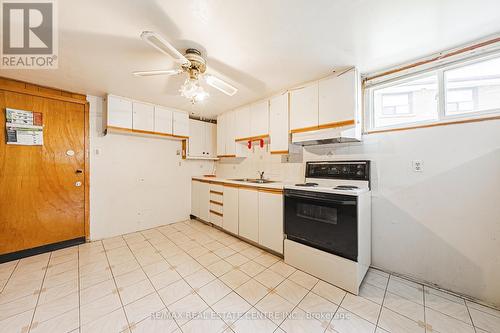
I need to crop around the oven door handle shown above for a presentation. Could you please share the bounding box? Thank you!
[285,193,356,205]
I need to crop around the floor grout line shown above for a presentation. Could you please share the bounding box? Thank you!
[101,235,134,332]
[26,253,52,333]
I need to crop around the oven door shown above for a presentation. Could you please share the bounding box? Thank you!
[284,189,358,261]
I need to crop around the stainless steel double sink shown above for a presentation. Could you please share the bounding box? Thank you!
[229,178,276,184]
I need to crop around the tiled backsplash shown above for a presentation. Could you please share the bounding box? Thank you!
[216,145,304,183]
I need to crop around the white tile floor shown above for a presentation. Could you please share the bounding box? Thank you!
[1,219,499,333]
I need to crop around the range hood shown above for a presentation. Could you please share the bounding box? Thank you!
[291,124,361,146]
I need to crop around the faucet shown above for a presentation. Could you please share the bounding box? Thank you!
[258,171,265,180]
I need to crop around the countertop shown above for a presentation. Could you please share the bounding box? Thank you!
[192,176,293,190]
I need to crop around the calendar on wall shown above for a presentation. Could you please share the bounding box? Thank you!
[5,108,44,146]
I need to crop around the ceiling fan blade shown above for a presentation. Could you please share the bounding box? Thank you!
[205,74,238,96]
[140,31,190,65]
[132,69,183,77]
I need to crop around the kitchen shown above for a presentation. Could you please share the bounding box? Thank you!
[1,1,500,333]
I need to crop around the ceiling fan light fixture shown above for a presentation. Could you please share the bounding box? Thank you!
[205,74,238,96]
[140,31,190,65]
[180,78,209,104]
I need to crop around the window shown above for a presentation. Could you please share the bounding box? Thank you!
[444,56,500,116]
[381,93,412,116]
[367,53,500,131]
[372,75,438,129]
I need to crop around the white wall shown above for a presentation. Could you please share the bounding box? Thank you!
[88,95,214,240]
[303,120,500,307]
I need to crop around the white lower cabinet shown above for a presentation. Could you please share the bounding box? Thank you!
[192,180,283,254]
[191,180,201,217]
[198,182,210,222]
[258,191,284,254]
[238,188,259,243]
[223,186,238,235]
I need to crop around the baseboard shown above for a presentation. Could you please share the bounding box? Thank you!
[0,237,86,263]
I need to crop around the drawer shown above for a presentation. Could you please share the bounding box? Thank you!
[210,202,223,214]
[210,191,224,203]
[210,211,223,227]
[210,184,223,193]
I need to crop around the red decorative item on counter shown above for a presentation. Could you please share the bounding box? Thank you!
[260,139,264,148]
[247,140,252,149]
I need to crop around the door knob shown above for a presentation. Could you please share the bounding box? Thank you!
[75,169,83,174]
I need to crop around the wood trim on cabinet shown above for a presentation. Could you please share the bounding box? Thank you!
[181,140,187,159]
[210,210,223,217]
[216,154,237,158]
[0,77,87,104]
[270,150,289,155]
[210,200,223,206]
[223,183,240,189]
[258,188,284,195]
[290,119,355,134]
[107,126,189,139]
[210,190,223,195]
[199,179,212,184]
[84,102,90,240]
[235,134,269,142]
[366,115,500,135]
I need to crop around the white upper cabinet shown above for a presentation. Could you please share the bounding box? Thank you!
[269,93,289,153]
[205,122,217,158]
[250,100,269,137]
[235,106,251,140]
[319,68,358,125]
[216,113,226,156]
[225,111,236,156]
[132,102,154,131]
[188,119,216,158]
[188,119,205,157]
[154,106,173,134]
[173,111,189,137]
[107,95,133,128]
[289,82,319,130]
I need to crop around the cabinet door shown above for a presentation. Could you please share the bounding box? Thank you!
[269,93,289,153]
[250,100,269,137]
[154,106,173,134]
[199,182,210,222]
[107,95,132,128]
[205,123,217,157]
[225,111,236,156]
[191,181,200,217]
[319,68,357,125]
[223,186,238,234]
[289,82,318,130]
[235,106,251,140]
[173,111,189,137]
[216,114,226,156]
[238,188,259,242]
[258,191,284,254]
[132,102,154,131]
[188,119,205,157]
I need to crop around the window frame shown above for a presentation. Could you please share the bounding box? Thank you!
[365,52,500,132]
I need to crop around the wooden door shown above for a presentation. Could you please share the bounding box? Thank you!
[0,90,86,255]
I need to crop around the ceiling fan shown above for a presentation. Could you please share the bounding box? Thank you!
[133,31,238,104]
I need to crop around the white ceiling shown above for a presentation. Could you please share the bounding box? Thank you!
[3,0,500,117]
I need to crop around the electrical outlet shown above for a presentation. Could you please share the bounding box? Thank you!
[412,160,423,172]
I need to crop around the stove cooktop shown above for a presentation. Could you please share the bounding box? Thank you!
[294,182,319,187]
